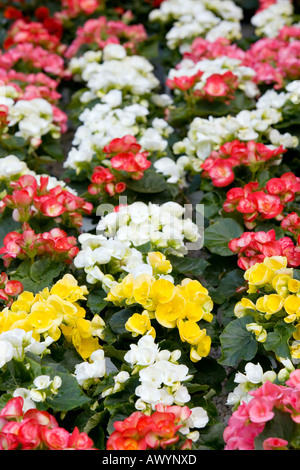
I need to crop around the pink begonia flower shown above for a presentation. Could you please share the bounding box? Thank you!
[263,437,288,450]
[0,397,23,419]
[247,397,275,423]
[286,370,300,389]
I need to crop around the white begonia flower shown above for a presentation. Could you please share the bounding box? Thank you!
[103,43,127,61]
[101,89,123,107]
[29,390,46,402]
[0,341,14,368]
[0,155,28,179]
[135,383,162,405]
[139,127,168,152]
[226,384,249,406]
[139,365,165,387]
[51,376,62,392]
[25,336,53,356]
[114,371,130,384]
[151,93,173,107]
[74,349,106,386]
[134,347,159,367]
[173,385,191,404]
[188,407,209,428]
[33,375,52,390]
[13,388,36,412]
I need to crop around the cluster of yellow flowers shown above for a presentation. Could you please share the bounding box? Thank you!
[0,274,105,359]
[234,256,300,357]
[105,252,214,362]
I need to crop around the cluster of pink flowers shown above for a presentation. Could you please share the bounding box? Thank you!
[0,43,69,79]
[0,174,93,228]
[4,15,64,53]
[281,212,300,238]
[107,404,193,450]
[0,70,62,104]
[183,37,245,64]
[228,229,300,270]
[0,223,79,268]
[167,70,239,104]
[224,369,300,450]
[223,172,300,229]
[0,397,96,450]
[57,0,104,20]
[0,272,23,307]
[88,135,151,197]
[244,34,300,89]
[65,15,147,58]
[182,27,300,92]
[201,140,286,188]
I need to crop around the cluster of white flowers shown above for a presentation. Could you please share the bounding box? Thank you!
[122,334,209,440]
[149,0,243,51]
[168,55,259,99]
[96,201,201,256]
[0,328,53,368]
[73,232,145,289]
[251,0,294,38]
[65,44,174,173]
[74,349,107,387]
[124,335,191,407]
[69,45,160,102]
[0,85,61,146]
[12,375,62,412]
[167,81,300,180]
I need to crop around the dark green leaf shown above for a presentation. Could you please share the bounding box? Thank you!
[204,218,244,256]
[263,321,295,359]
[219,315,258,367]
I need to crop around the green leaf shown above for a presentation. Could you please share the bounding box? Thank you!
[87,288,108,314]
[45,369,91,412]
[125,170,167,193]
[108,308,134,335]
[168,254,209,276]
[204,218,244,256]
[254,409,297,450]
[219,315,258,367]
[30,259,64,284]
[263,321,295,359]
[217,269,245,298]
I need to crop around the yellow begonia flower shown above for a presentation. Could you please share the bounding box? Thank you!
[234,298,257,318]
[50,274,88,302]
[263,256,287,271]
[245,263,274,288]
[90,314,106,340]
[288,279,300,293]
[28,301,62,334]
[246,323,267,342]
[125,312,156,338]
[147,252,172,275]
[150,278,176,304]
[256,294,284,319]
[283,295,300,323]
[155,292,186,329]
[132,274,155,308]
[178,319,205,345]
[290,341,300,359]
[190,334,211,362]
[292,323,300,341]
[272,274,293,297]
